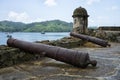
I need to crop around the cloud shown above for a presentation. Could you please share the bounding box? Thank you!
[89,19,94,23]
[7,11,30,23]
[96,16,110,25]
[106,5,119,11]
[86,0,101,5]
[44,0,57,7]
[111,6,118,10]
[7,11,47,23]
[33,18,47,22]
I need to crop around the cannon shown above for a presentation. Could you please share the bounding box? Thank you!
[70,32,110,47]
[7,38,97,68]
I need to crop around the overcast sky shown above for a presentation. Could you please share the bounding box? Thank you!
[0,0,120,26]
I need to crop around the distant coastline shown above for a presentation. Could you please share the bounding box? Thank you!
[0,20,73,32]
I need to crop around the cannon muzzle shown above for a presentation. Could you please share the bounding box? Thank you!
[7,38,97,68]
[70,32,111,47]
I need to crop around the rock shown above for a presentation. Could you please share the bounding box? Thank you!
[38,37,84,48]
[88,29,120,43]
[0,45,44,68]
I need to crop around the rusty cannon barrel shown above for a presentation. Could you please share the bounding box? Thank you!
[70,32,110,47]
[7,38,97,68]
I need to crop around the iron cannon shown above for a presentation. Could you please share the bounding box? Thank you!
[7,38,97,68]
[70,32,110,47]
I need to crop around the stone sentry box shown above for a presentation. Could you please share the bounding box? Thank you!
[72,7,89,34]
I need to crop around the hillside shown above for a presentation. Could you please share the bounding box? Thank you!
[0,20,73,32]
[0,20,26,32]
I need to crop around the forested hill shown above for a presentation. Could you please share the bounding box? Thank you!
[0,20,73,32]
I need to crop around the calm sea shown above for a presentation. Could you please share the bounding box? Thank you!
[0,32,69,45]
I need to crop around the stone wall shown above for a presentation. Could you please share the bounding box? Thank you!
[98,26,120,31]
[0,45,43,68]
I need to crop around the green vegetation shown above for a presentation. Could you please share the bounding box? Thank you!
[0,20,73,32]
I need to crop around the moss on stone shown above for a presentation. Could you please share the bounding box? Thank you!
[0,45,43,68]
[38,37,84,48]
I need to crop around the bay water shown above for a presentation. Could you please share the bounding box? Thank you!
[0,32,69,45]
